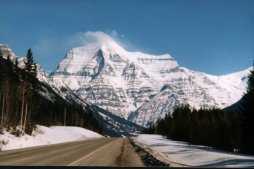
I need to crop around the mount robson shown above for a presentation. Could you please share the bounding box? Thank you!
[50,32,250,127]
[1,32,251,129]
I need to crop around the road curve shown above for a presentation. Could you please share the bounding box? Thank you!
[0,138,144,167]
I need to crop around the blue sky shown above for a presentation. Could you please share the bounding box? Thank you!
[0,0,254,74]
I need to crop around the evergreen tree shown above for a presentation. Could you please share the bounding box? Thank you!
[14,58,19,73]
[25,48,33,71]
[247,69,254,93]
[6,55,13,68]
[151,104,242,153]
[15,58,18,67]
[25,48,37,76]
[241,65,254,154]
[0,49,3,59]
[171,105,191,141]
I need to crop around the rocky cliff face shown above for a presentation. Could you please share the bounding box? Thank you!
[51,32,250,126]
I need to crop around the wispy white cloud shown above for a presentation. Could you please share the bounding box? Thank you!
[32,30,143,71]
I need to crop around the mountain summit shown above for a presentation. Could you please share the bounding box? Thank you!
[51,32,250,127]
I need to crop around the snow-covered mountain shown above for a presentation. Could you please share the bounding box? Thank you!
[52,32,172,118]
[51,32,251,127]
[129,67,251,126]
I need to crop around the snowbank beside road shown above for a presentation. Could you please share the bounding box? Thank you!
[0,125,102,151]
[134,134,254,168]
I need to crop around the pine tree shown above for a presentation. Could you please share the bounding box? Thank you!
[241,63,254,154]
[247,69,254,93]
[13,58,19,74]
[25,49,33,71]
[0,49,3,59]
[6,55,12,68]
[25,48,37,76]
[1,93,5,126]
[15,58,18,68]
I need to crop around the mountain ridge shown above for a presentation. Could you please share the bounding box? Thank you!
[50,32,250,127]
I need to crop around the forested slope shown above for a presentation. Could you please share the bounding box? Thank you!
[0,55,102,135]
[147,69,254,155]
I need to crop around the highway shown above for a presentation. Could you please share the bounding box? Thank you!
[0,138,144,166]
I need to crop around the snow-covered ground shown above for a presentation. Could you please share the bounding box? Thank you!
[0,125,102,151]
[134,134,254,168]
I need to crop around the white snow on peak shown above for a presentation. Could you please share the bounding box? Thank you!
[56,31,177,75]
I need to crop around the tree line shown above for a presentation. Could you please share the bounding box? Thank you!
[146,69,254,155]
[0,49,102,136]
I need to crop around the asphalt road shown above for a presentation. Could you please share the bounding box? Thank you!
[0,138,144,167]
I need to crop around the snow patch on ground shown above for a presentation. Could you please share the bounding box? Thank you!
[134,134,254,168]
[0,125,102,151]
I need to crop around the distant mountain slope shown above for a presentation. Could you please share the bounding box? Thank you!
[88,104,144,136]
[51,32,250,127]
[130,68,251,127]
